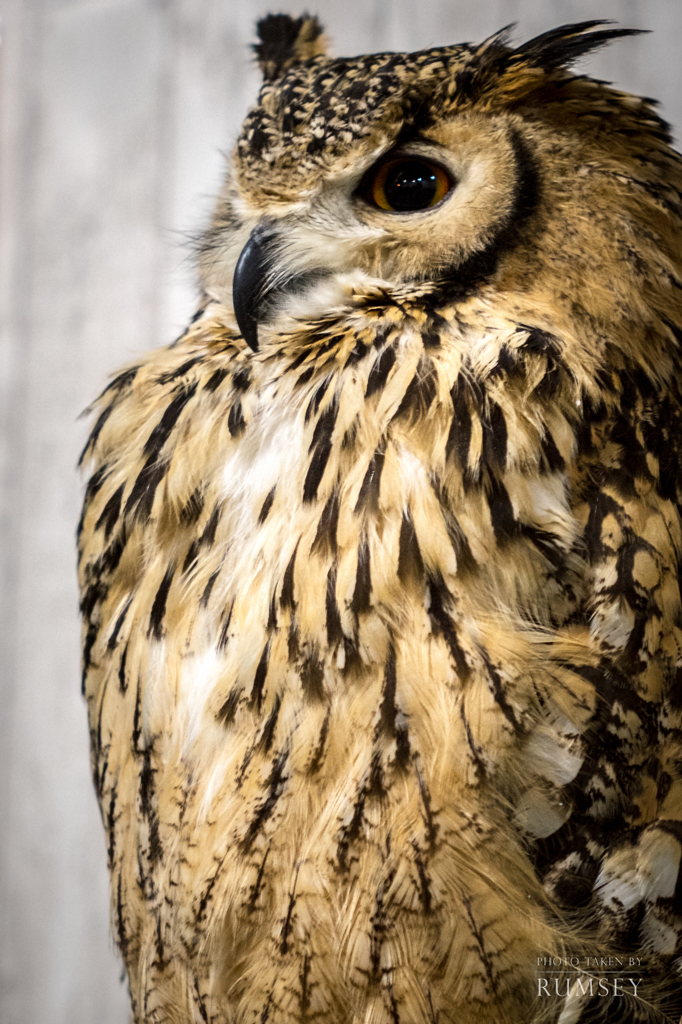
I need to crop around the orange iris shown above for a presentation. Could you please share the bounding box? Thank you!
[370,157,451,212]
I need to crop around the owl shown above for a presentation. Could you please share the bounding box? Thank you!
[78,14,682,1024]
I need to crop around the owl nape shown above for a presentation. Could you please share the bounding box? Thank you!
[79,14,682,1024]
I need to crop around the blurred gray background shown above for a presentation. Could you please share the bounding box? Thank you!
[1,1,681,1021]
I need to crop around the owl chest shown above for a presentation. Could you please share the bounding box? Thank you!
[194,369,584,679]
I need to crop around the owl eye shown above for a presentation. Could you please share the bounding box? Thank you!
[365,157,452,212]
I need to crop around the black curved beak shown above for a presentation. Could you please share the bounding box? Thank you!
[232,221,279,352]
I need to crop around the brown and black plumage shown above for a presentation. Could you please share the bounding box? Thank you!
[78,16,682,1024]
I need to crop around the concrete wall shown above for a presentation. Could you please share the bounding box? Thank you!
[1,2,681,1020]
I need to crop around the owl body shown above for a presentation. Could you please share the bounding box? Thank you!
[79,18,682,1024]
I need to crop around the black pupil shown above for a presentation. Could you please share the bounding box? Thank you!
[384,161,439,210]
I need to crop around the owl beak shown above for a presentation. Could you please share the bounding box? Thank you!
[232,221,280,352]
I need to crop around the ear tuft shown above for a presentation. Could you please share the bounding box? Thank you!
[516,20,644,71]
[254,13,327,82]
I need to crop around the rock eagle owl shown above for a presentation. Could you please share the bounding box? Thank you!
[78,14,682,1024]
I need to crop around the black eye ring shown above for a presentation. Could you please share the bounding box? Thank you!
[359,156,454,212]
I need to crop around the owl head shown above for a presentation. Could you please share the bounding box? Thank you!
[199,15,682,383]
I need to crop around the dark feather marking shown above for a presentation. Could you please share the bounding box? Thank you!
[377,645,398,737]
[83,463,110,503]
[305,374,333,422]
[118,643,129,694]
[125,460,167,522]
[442,510,477,573]
[427,576,469,680]
[398,508,425,586]
[366,345,397,397]
[139,748,162,866]
[584,491,623,561]
[217,686,242,727]
[96,484,124,539]
[486,477,518,543]
[251,642,271,712]
[143,383,197,461]
[308,708,331,775]
[157,357,201,384]
[288,351,310,375]
[299,954,312,1020]
[412,841,432,914]
[193,980,210,1024]
[194,852,228,926]
[376,647,411,768]
[280,863,301,955]
[108,595,133,650]
[201,504,221,547]
[83,405,114,462]
[541,429,566,472]
[81,626,97,691]
[481,402,507,471]
[304,439,333,503]
[267,593,278,632]
[183,539,200,574]
[342,420,358,450]
[232,366,252,391]
[204,368,230,393]
[519,326,560,355]
[304,396,339,502]
[446,381,472,469]
[239,749,289,854]
[228,400,246,437]
[336,782,368,873]
[98,528,128,576]
[148,564,175,640]
[247,846,270,912]
[132,675,142,752]
[394,356,437,419]
[89,365,138,410]
[80,578,106,622]
[345,338,368,366]
[300,650,325,702]
[94,744,108,802]
[488,346,516,379]
[483,654,521,730]
[288,621,300,662]
[460,705,486,776]
[260,693,282,753]
[180,487,205,526]
[325,566,343,646]
[309,393,340,453]
[200,569,220,608]
[343,636,363,676]
[522,525,566,569]
[94,672,110,778]
[312,487,340,557]
[280,542,299,610]
[260,993,274,1024]
[534,356,562,399]
[116,873,129,959]
[355,446,385,515]
[422,329,441,349]
[462,895,498,996]
[351,537,371,616]
[258,486,276,523]
[154,915,167,972]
